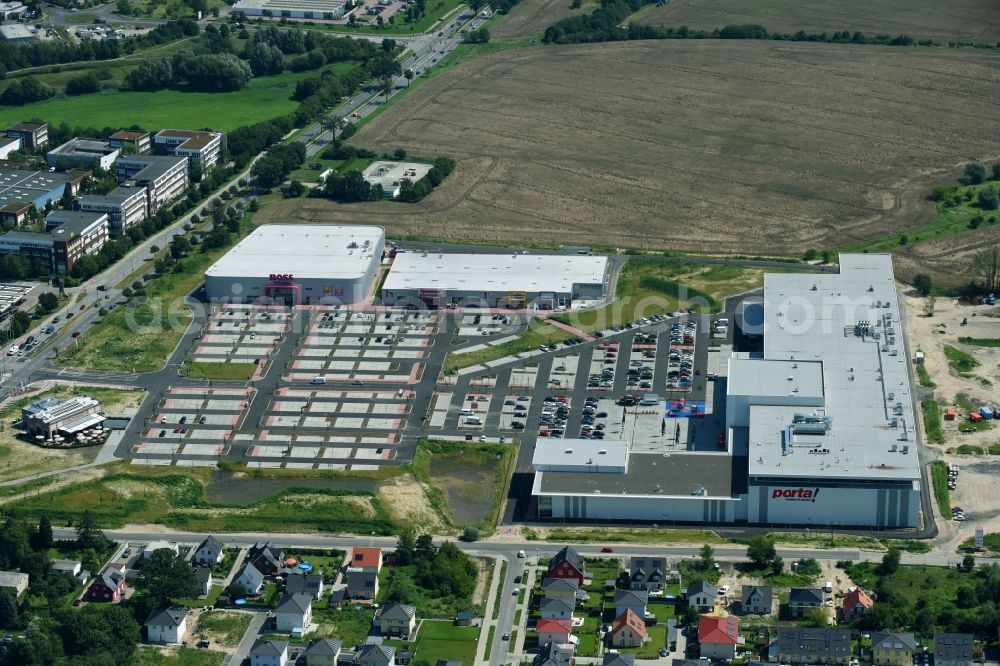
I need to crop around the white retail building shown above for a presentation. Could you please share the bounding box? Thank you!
[532,253,921,528]
[204,224,384,305]
[381,252,610,309]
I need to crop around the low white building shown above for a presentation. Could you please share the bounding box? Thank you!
[145,608,188,644]
[231,0,346,19]
[0,24,34,43]
[142,540,178,559]
[46,138,119,171]
[362,161,433,198]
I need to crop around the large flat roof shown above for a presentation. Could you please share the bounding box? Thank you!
[383,252,609,294]
[728,357,824,401]
[206,224,384,281]
[740,253,919,482]
[534,451,742,499]
[533,438,628,471]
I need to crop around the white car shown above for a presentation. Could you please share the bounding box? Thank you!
[719,585,730,594]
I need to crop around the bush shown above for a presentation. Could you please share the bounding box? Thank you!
[966,161,988,185]
[460,527,480,542]
[979,186,999,211]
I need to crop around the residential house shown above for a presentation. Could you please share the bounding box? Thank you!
[934,633,973,666]
[740,585,773,615]
[346,568,378,600]
[234,562,265,596]
[537,618,573,646]
[614,589,648,619]
[788,588,824,619]
[86,569,125,602]
[303,637,341,666]
[248,542,284,576]
[286,572,324,600]
[603,654,635,666]
[533,642,575,666]
[250,638,288,666]
[357,643,396,666]
[842,589,873,622]
[274,592,313,633]
[194,535,224,566]
[627,556,667,592]
[871,632,917,666]
[699,615,741,661]
[609,609,646,649]
[0,571,28,597]
[686,580,716,612]
[351,546,382,571]
[546,546,585,585]
[145,607,188,644]
[51,559,83,578]
[378,603,416,638]
[194,567,212,597]
[542,577,579,605]
[540,597,574,621]
[775,628,851,665]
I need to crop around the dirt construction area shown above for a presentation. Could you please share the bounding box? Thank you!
[262,41,1000,256]
[635,0,1000,44]
[906,294,1000,551]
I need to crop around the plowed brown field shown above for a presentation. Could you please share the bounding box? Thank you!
[259,41,1000,259]
[635,0,1000,44]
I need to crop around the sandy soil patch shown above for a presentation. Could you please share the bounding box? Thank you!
[377,474,445,532]
[279,493,377,515]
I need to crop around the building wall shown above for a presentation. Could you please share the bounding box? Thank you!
[236,5,346,18]
[147,620,185,644]
[874,648,914,666]
[79,192,147,234]
[206,267,380,306]
[612,627,643,648]
[538,492,738,523]
[0,136,19,159]
[701,642,737,660]
[747,481,919,528]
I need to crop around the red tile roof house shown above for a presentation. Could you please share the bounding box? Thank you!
[842,589,874,622]
[610,609,647,648]
[86,569,126,602]
[351,547,382,571]
[546,546,585,586]
[536,618,573,646]
[699,615,741,661]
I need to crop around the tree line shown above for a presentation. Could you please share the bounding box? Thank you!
[318,155,455,204]
[543,0,953,46]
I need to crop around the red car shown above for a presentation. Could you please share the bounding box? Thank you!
[71,331,81,338]
[601,547,614,553]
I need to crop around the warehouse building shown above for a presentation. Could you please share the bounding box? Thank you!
[205,224,384,305]
[46,138,119,171]
[0,168,87,211]
[231,0,347,19]
[381,252,610,309]
[0,24,34,43]
[77,185,148,234]
[532,253,920,528]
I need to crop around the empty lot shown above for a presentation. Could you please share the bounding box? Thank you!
[634,0,1000,44]
[262,41,1000,256]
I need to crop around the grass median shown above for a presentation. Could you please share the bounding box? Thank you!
[444,322,574,372]
[930,461,951,517]
[922,399,945,444]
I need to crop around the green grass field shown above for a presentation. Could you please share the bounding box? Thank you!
[838,181,1000,253]
[957,337,1000,347]
[413,621,479,662]
[0,70,314,133]
[922,400,945,444]
[943,345,980,374]
[137,646,224,666]
[916,362,936,388]
[185,361,257,380]
[444,322,574,372]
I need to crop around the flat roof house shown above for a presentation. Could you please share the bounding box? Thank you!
[0,571,28,597]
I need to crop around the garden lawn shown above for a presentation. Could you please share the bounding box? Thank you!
[0,70,317,133]
[413,621,478,662]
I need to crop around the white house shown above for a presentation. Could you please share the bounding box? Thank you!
[234,562,265,596]
[275,592,313,633]
[145,608,188,644]
[194,535,224,566]
[251,639,288,666]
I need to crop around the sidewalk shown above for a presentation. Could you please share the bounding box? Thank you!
[474,556,503,666]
